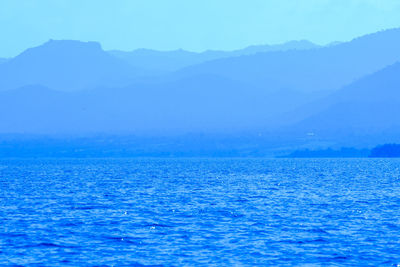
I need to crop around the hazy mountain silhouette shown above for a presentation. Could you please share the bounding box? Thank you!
[0,58,7,64]
[0,40,142,92]
[173,28,400,93]
[109,40,319,72]
[2,28,400,149]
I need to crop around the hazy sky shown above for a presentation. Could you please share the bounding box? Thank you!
[1,0,400,57]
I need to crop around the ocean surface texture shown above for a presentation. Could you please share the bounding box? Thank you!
[1,158,400,266]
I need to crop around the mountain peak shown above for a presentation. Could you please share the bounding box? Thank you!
[20,39,104,58]
[0,39,137,92]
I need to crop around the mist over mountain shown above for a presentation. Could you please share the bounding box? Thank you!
[109,40,319,72]
[0,76,324,135]
[0,58,7,64]
[0,40,142,92]
[326,41,342,47]
[1,28,400,154]
[174,28,400,93]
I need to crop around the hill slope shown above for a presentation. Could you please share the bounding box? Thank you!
[0,75,322,135]
[288,62,400,142]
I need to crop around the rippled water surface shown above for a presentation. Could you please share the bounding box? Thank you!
[1,158,400,266]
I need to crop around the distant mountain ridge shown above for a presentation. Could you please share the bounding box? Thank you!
[0,40,141,92]
[174,28,400,93]
[109,40,319,72]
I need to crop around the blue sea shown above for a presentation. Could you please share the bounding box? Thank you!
[1,158,400,266]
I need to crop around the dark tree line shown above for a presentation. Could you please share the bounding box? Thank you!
[369,144,400,158]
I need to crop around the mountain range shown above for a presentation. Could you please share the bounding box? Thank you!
[1,28,400,153]
[109,40,319,72]
[174,28,400,93]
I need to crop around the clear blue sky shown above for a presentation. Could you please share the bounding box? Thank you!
[1,0,400,57]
